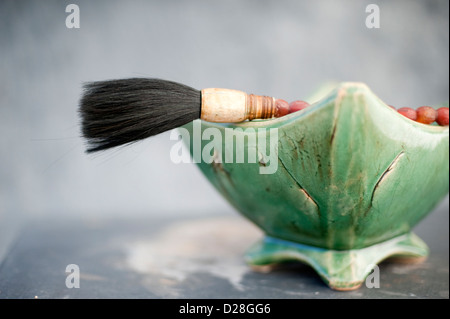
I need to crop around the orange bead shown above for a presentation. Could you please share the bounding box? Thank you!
[289,100,310,113]
[436,107,449,126]
[275,99,290,117]
[397,107,417,121]
[416,106,437,124]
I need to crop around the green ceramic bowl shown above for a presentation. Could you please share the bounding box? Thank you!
[184,82,449,290]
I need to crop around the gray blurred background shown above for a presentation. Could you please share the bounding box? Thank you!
[0,0,448,260]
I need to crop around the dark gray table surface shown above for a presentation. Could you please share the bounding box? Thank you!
[0,203,448,299]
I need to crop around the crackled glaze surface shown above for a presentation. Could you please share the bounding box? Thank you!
[183,82,449,289]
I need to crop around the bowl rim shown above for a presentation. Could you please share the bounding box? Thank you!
[199,82,449,135]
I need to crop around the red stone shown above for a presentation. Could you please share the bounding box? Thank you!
[289,100,310,113]
[436,107,449,126]
[397,107,417,121]
[275,99,290,117]
[416,106,437,124]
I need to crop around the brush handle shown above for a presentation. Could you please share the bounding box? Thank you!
[200,88,277,122]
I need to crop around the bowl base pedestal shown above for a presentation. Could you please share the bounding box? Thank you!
[245,232,428,291]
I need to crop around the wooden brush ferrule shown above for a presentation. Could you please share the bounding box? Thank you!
[200,88,276,123]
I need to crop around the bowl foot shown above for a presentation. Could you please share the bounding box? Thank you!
[245,232,428,291]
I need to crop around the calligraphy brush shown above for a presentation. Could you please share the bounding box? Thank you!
[79,78,288,153]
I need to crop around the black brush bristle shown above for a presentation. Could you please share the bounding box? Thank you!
[79,78,201,153]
